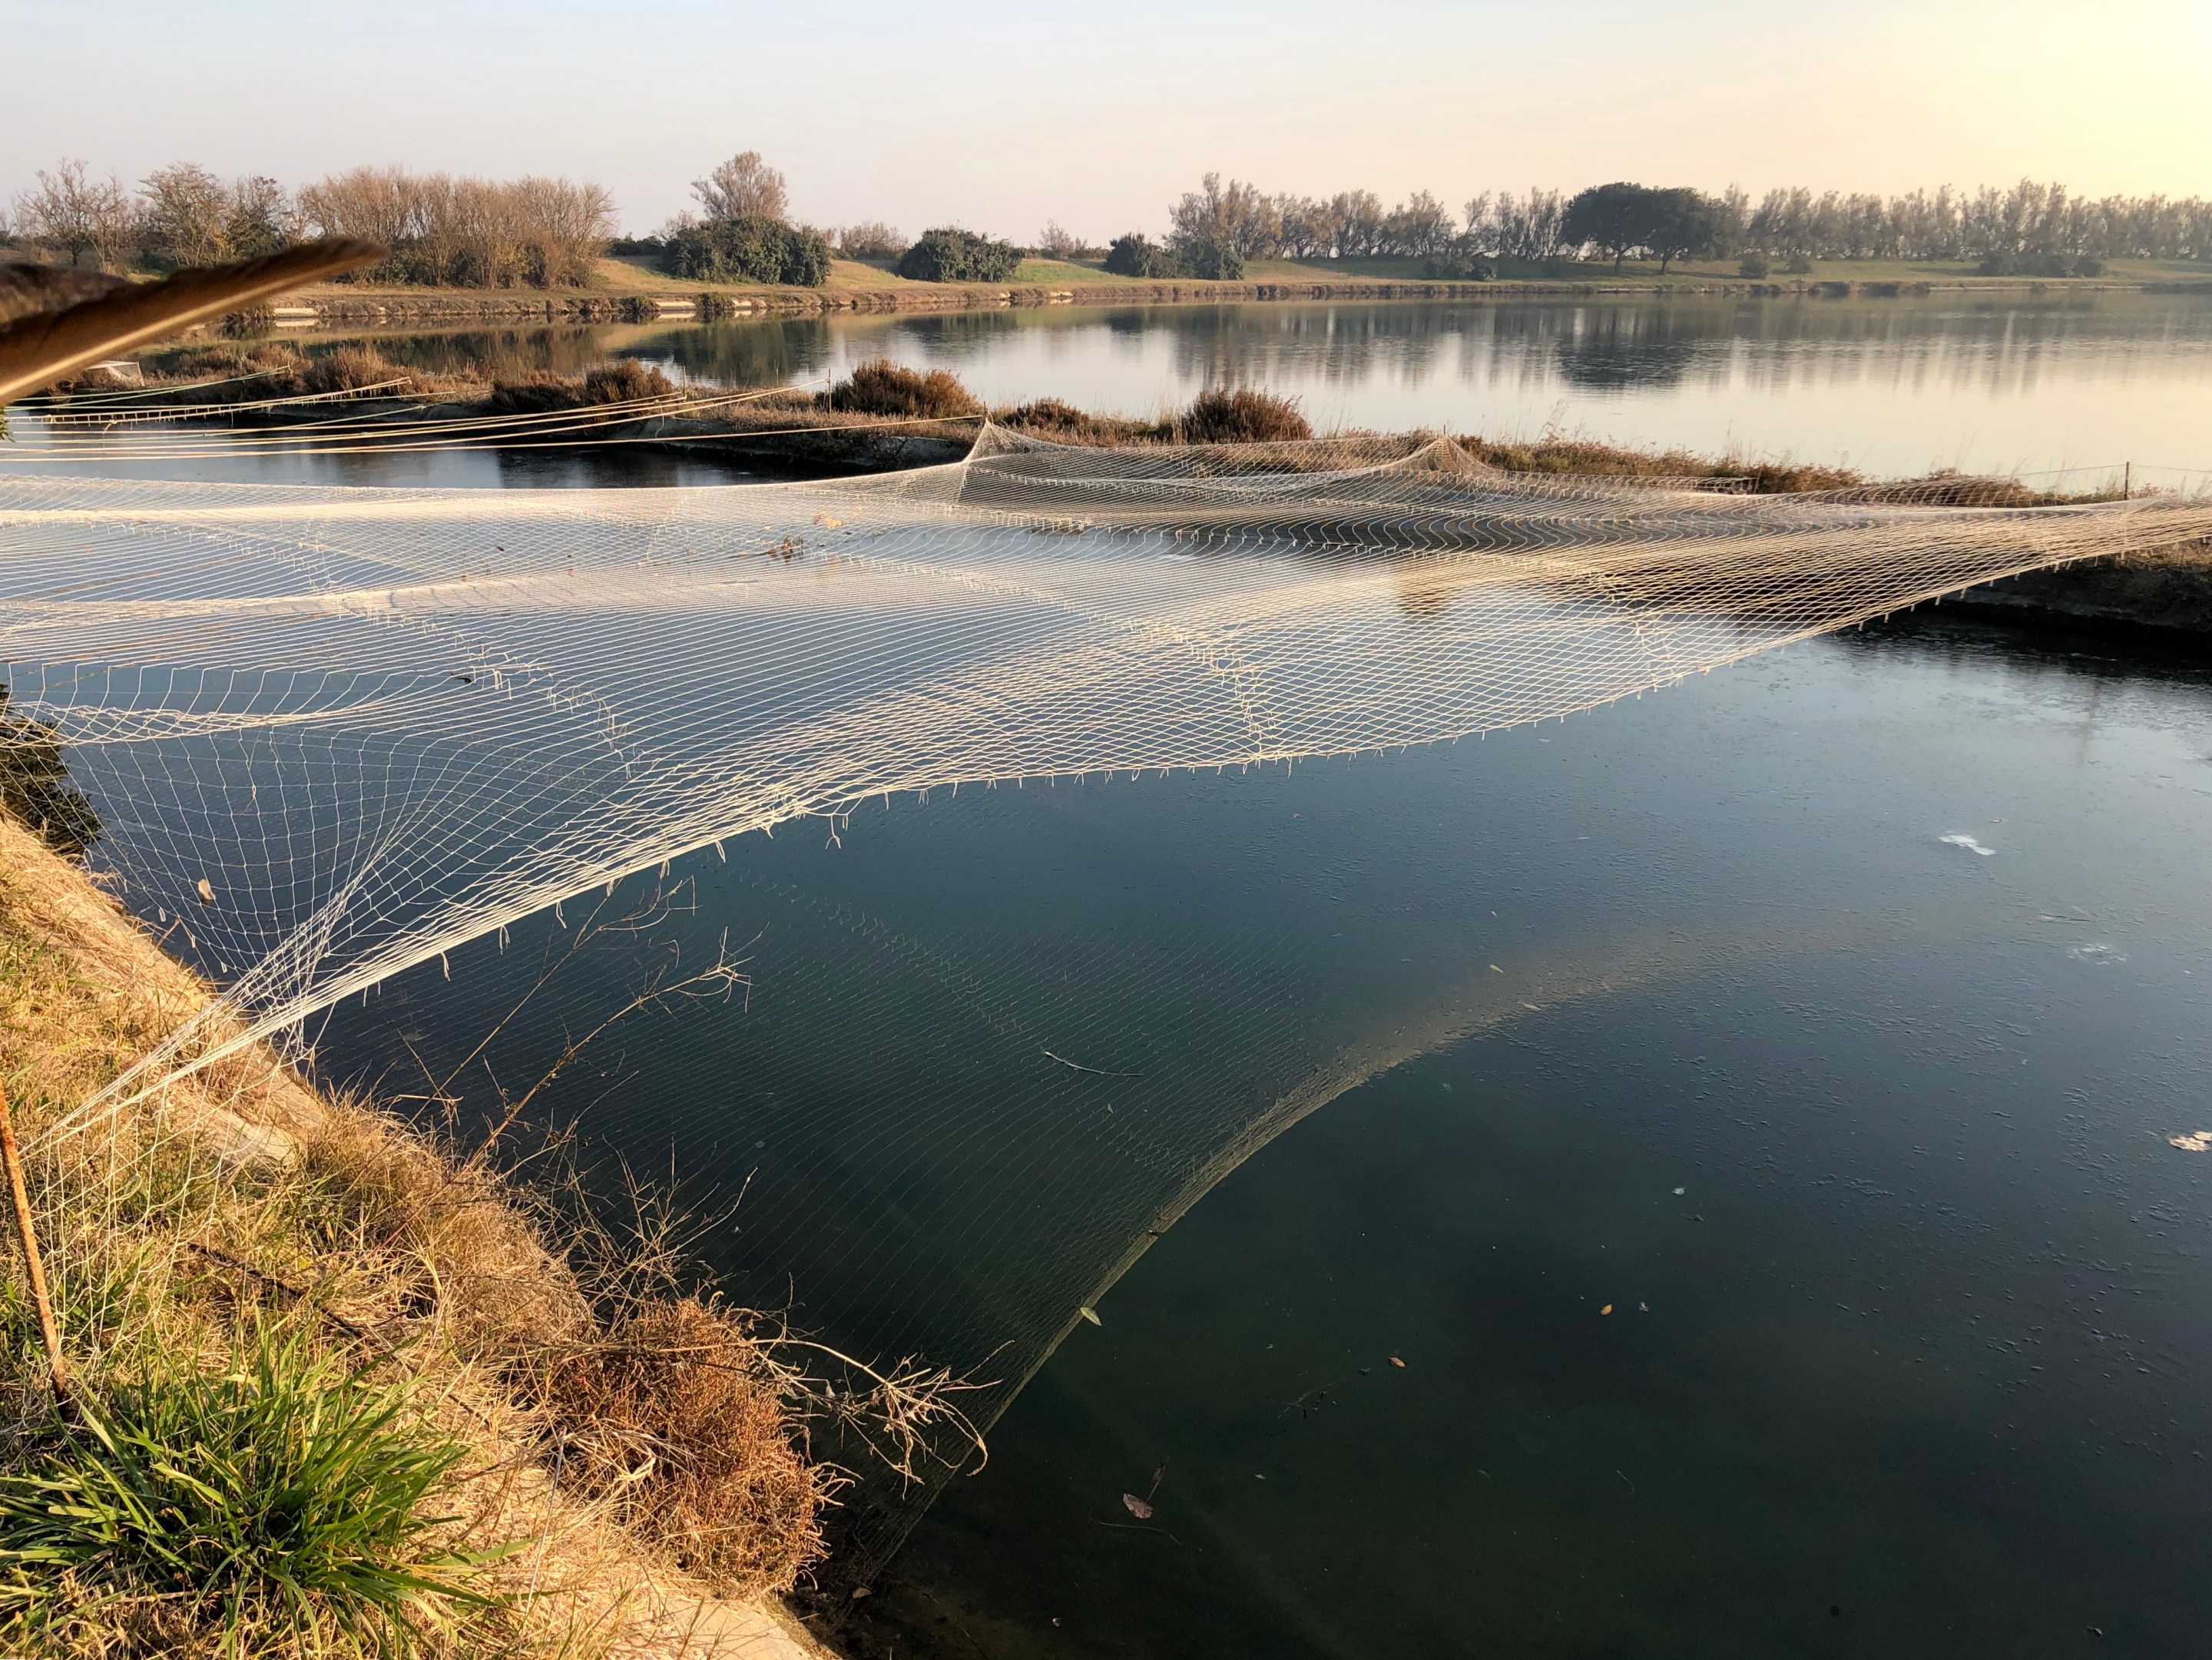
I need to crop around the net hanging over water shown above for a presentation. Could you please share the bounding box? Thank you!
[5,426,2210,1545]
[5,425,2207,1123]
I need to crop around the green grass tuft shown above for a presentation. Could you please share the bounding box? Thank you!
[0,1320,505,1657]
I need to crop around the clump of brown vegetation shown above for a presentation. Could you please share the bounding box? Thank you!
[995,398,1166,444]
[1456,433,1865,493]
[296,343,410,396]
[545,1296,830,1599]
[827,358,982,421]
[1177,386,1313,444]
[487,360,676,416]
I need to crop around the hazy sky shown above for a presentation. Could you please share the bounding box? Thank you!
[6,0,2208,238]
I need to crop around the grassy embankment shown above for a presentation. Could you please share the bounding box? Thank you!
[0,804,843,1658]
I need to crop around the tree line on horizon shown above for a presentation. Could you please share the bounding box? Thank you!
[5,159,616,288]
[1136,174,2212,273]
[8,152,2210,291]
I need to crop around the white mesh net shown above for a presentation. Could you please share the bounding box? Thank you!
[5,428,2205,1128]
[5,427,2209,1553]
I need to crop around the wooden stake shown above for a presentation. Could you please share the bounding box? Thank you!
[0,1081,68,1399]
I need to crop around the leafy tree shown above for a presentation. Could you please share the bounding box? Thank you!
[1561,181,1660,271]
[1646,187,1725,274]
[896,226,1022,283]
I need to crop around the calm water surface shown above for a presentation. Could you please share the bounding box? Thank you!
[16,318,2212,1654]
[118,288,2202,483]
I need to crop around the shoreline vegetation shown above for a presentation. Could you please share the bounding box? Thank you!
[6,153,2209,323]
[0,800,930,1657]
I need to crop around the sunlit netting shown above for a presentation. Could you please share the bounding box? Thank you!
[3,426,2206,1132]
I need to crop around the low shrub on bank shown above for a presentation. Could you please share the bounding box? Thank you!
[297,344,409,396]
[544,1297,828,1599]
[1174,237,1245,281]
[1422,237,1495,281]
[998,397,1167,444]
[1104,233,1179,278]
[664,216,832,287]
[829,358,982,420]
[1178,386,1312,443]
[485,360,675,416]
[895,227,1022,284]
[1975,250,2104,278]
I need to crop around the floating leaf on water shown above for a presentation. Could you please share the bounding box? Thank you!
[1601,1304,1614,1315]
[196,876,214,904]
[1078,1305,1101,1325]
[2167,1132,2212,1151]
[1122,1493,1154,1519]
[1389,1355,1406,1368]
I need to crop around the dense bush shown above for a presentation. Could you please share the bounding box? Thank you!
[1976,250,2104,278]
[828,357,983,419]
[1104,233,1179,278]
[896,226,1023,283]
[663,214,831,286]
[1737,250,1771,279]
[1177,237,1245,280]
[1178,386,1312,444]
[1422,238,1495,280]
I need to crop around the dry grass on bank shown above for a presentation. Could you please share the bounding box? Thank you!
[0,813,843,1658]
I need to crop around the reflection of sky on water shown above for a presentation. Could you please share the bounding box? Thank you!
[86,290,2212,482]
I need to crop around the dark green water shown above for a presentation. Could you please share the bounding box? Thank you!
[300,611,2212,1658]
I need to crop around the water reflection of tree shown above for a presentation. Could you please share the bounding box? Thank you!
[643,320,836,389]
[0,686,100,856]
[1160,304,1462,394]
[1550,308,1708,390]
[362,327,614,383]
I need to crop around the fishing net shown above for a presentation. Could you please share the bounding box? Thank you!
[4,426,2208,1556]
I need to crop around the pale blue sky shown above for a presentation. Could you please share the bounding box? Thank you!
[5,0,2207,239]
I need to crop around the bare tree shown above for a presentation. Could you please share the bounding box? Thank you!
[834,221,907,259]
[1035,220,1085,258]
[15,159,137,270]
[298,167,613,287]
[692,151,788,224]
[141,162,233,267]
